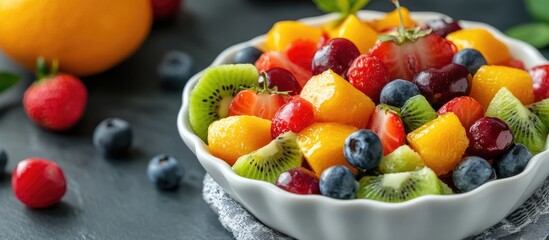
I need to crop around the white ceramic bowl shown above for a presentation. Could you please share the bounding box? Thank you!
[178,10,549,240]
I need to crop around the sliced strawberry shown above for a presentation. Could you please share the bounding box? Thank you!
[271,97,315,139]
[500,58,526,70]
[438,96,484,130]
[347,54,390,103]
[369,33,454,81]
[530,64,549,101]
[255,51,312,88]
[366,105,406,155]
[228,89,285,120]
[285,39,317,72]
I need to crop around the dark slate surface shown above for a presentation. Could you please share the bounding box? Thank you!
[0,0,547,239]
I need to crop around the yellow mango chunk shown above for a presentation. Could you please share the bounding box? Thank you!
[297,122,358,177]
[470,65,534,109]
[407,113,469,176]
[300,69,375,129]
[446,28,512,65]
[372,7,416,32]
[264,21,323,52]
[208,116,272,166]
[329,14,378,54]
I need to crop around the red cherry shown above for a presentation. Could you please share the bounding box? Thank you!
[466,117,513,160]
[271,97,315,139]
[312,38,360,77]
[12,158,67,208]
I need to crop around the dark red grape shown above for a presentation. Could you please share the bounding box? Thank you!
[258,68,302,95]
[275,167,320,195]
[424,19,462,37]
[311,38,360,77]
[413,63,471,108]
[467,117,513,160]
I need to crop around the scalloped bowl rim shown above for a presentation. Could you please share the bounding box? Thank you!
[177,10,549,236]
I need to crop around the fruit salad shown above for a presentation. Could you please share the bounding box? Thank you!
[188,1,549,203]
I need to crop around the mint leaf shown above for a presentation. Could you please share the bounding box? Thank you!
[313,0,370,15]
[0,72,20,94]
[525,0,549,23]
[506,23,549,49]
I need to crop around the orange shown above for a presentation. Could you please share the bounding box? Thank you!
[208,116,272,166]
[371,7,416,32]
[329,14,378,54]
[264,21,323,52]
[0,0,152,76]
[470,65,534,109]
[446,29,511,65]
[407,113,469,176]
[297,123,358,177]
[300,69,375,129]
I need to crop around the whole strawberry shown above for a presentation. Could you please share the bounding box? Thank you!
[347,54,390,103]
[23,58,88,131]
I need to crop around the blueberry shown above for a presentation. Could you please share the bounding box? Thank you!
[233,46,263,64]
[319,165,358,199]
[452,48,487,75]
[93,118,133,158]
[494,144,533,178]
[379,79,421,108]
[0,149,7,175]
[147,154,183,190]
[452,156,496,193]
[344,130,382,170]
[158,50,194,90]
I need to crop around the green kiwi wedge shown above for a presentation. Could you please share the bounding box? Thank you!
[356,167,442,202]
[438,180,454,195]
[400,95,438,133]
[485,88,548,154]
[528,98,549,128]
[232,132,303,183]
[189,64,259,143]
[378,145,425,174]
[379,103,401,115]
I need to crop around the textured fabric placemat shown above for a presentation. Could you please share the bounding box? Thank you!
[203,174,549,240]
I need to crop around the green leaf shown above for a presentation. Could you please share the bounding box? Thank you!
[0,72,20,94]
[349,0,370,14]
[525,0,549,23]
[313,0,345,13]
[505,22,549,49]
[313,0,370,15]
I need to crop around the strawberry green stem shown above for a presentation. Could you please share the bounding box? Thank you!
[35,57,59,81]
[391,0,406,37]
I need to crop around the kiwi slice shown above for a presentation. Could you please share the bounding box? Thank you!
[232,132,303,183]
[528,98,549,128]
[400,95,438,133]
[378,145,425,174]
[356,167,442,203]
[486,88,548,154]
[189,64,259,143]
[379,103,401,115]
[438,180,454,195]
